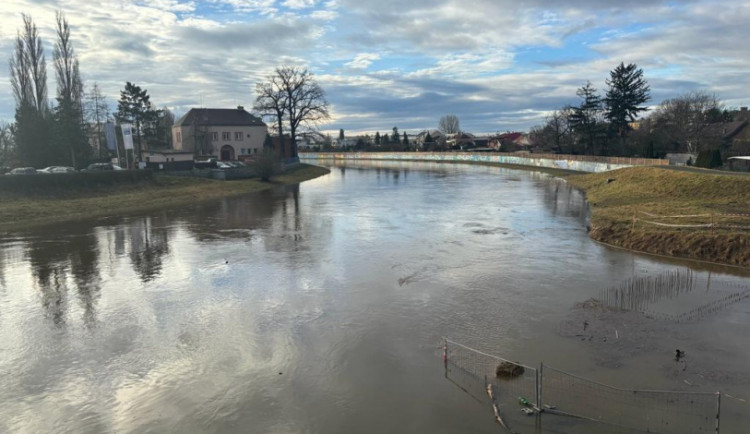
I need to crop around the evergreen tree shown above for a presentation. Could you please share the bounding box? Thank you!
[424,132,434,150]
[116,82,159,162]
[604,62,650,137]
[392,126,399,143]
[402,131,408,145]
[338,128,344,142]
[569,81,603,154]
[375,131,381,145]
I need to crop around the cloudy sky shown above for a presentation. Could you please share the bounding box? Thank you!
[1,0,750,135]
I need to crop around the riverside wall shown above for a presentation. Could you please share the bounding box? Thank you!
[299,152,669,173]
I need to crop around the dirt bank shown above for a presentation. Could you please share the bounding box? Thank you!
[565,166,750,267]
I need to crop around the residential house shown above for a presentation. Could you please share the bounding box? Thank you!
[489,132,530,150]
[446,132,476,149]
[172,107,267,160]
[415,130,446,149]
[703,107,750,158]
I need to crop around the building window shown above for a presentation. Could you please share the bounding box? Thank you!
[222,132,230,141]
[211,132,218,141]
[235,132,243,141]
[253,148,258,154]
[176,132,181,143]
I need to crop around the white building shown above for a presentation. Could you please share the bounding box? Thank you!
[172,107,267,160]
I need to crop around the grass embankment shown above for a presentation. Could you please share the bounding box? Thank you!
[0,164,330,231]
[565,167,750,267]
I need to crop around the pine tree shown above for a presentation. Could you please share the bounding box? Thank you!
[375,131,381,145]
[605,62,650,137]
[116,82,159,162]
[569,82,603,154]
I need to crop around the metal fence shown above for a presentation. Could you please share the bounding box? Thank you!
[541,365,719,434]
[444,339,721,434]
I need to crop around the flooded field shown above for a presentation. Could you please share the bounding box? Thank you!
[0,160,748,433]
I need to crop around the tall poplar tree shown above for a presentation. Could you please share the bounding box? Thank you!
[53,11,88,167]
[9,14,52,167]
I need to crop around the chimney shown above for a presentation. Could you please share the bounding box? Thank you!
[237,105,244,111]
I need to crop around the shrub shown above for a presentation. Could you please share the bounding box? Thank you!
[694,150,723,168]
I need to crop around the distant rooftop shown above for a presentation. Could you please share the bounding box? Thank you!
[174,107,266,127]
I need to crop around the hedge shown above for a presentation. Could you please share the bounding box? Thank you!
[0,170,155,198]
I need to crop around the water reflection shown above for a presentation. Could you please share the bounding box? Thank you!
[23,227,100,326]
[127,215,172,283]
[0,161,749,434]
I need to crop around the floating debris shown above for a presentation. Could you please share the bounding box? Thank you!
[495,362,525,378]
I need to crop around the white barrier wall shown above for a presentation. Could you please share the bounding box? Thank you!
[299,152,668,173]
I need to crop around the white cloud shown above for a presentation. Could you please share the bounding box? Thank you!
[344,53,380,69]
[2,0,750,133]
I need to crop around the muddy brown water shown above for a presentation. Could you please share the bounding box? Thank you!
[0,160,748,433]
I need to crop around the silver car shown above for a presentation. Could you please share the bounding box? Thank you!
[37,166,75,174]
[6,167,37,175]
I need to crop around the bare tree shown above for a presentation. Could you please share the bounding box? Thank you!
[86,83,109,156]
[255,66,330,156]
[9,14,52,167]
[530,108,573,153]
[253,78,286,137]
[10,14,47,113]
[54,11,83,109]
[9,34,31,107]
[654,91,722,154]
[24,14,48,114]
[439,114,460,135]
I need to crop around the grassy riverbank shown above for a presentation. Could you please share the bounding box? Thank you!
[0,164,330,231]
[565,166,750,267]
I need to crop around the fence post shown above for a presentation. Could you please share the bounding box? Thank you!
[443,338,448,376]
[538,362,543,410]
[716,392,721,434]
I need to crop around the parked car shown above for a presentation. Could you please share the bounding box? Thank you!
[37,166,75,174]
[6,167,37,175]
[83,163,123,171]
[217,161,247,169]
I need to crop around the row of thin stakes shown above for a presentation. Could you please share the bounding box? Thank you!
[600,269,695,313]
[633,209,750,231]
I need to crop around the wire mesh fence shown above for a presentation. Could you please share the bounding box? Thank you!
[445,339,539,432]
[444,338,721,434]
[541,365,720,434]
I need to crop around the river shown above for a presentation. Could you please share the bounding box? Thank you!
[0,161,748,433]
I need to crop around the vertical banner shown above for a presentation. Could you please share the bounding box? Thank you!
[104,122,117,151]
[121,123,134,150]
